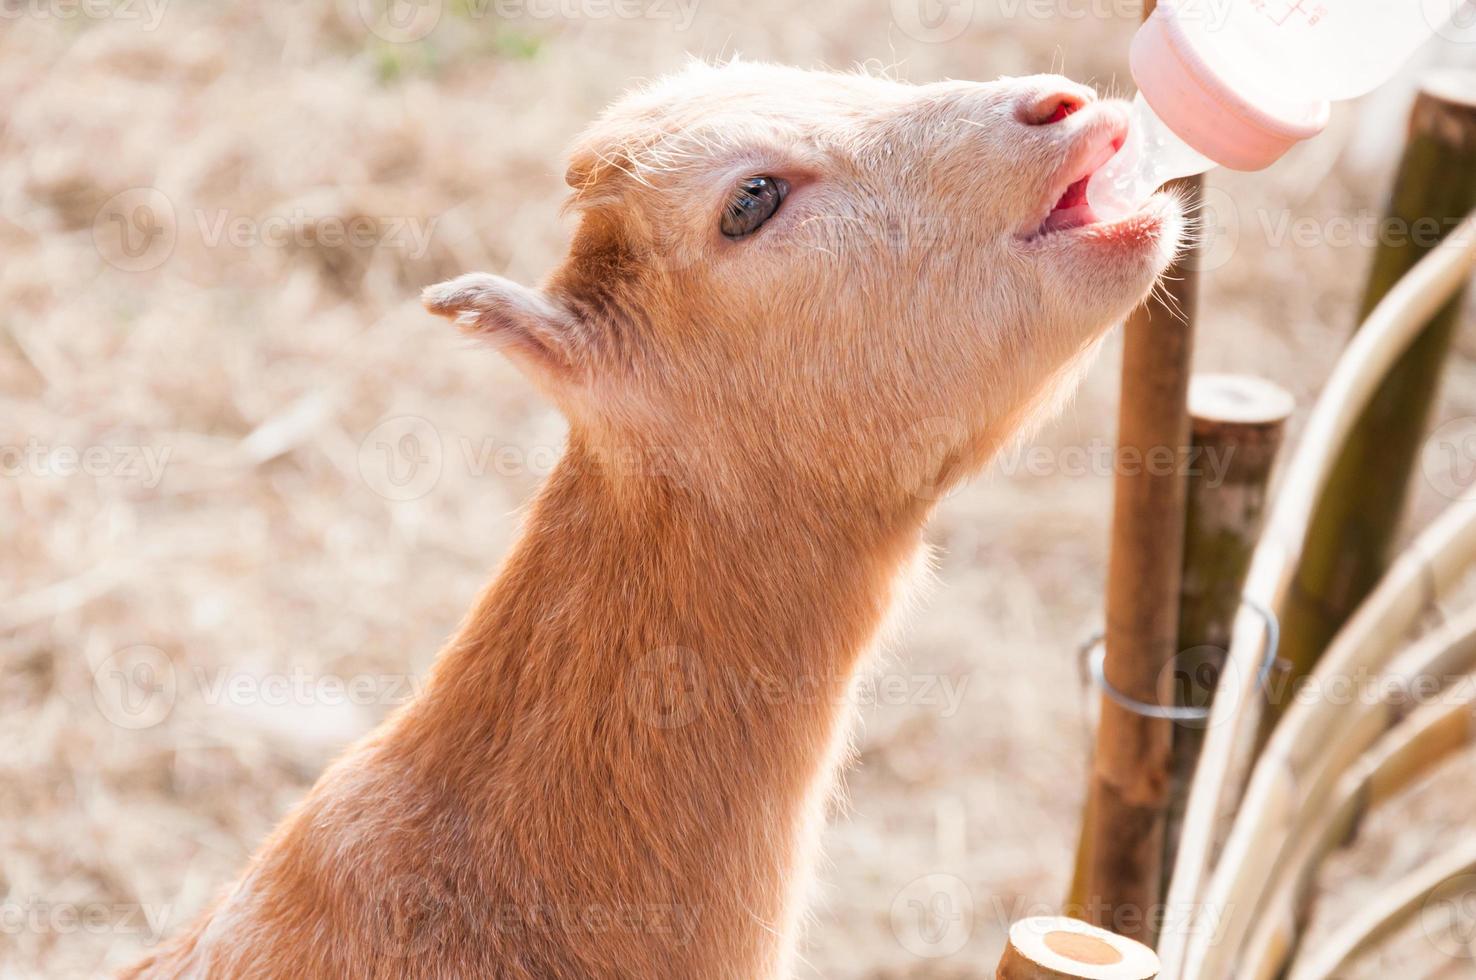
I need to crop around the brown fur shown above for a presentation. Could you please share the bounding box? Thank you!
[122,61,1182,979]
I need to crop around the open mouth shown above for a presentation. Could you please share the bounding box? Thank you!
[1038,173,1096,235]
[1024,120,1128,240]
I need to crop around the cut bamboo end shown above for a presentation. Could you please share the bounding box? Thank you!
[1414,69,1476,136]
[1188,374,1296,430]
[1164,373,1292,899]
[998,917,1159,980]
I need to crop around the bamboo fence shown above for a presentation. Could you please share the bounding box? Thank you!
[1156,210,1476,975]
[1239,680,1476,977]
[1271,76,1476,730]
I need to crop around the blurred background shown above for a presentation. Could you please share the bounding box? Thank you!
[6,0,1476,976]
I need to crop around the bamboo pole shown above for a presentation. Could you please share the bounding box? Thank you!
[1163,375,1292,896]
[1286,840,1476,980]
[1066,792,1096,914]
[1240,685,1476,979]
[1157,211,1476,977]
[997,917,1160,980]
[1081,0,1203,938]
[1190,595,1476,978]
[1270,73,1476,729]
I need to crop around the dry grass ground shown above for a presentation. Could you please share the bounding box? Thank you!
[4,2,1476,976]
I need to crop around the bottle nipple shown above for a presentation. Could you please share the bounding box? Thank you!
[1086,93,1215,220]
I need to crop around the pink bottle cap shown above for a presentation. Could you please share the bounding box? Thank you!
[1130,4,1331,171]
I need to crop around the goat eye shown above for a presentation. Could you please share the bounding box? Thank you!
[720,176,786,238]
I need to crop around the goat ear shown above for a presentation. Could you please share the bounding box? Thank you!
[422,273,580,380]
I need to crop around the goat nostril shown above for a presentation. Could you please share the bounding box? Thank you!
[1022,93,1086,126]
[1044,99,1076,123]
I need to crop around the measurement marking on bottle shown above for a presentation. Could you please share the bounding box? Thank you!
[1249,0,1327,27]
